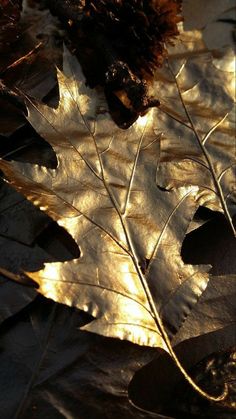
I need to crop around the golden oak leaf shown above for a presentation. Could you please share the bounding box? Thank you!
[0,49,211,352]
[152,18,235,234]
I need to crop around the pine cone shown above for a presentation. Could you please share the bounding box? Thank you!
[82,0,182,78]
[47,0,182,126]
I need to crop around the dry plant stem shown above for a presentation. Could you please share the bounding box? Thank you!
[0,267,21,282]
[90,116,228,402]
[1,143,35,160]
[168,63,236,237]
[0,267,36,287]
[0,42,43,76]
[130,250,228,403]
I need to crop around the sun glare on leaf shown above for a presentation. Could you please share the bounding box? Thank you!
[137,113,148,128]
[136,108,154,128]
[38,263,61,301]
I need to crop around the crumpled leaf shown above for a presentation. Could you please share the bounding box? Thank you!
[0,296,172,419]
[153,24,235,233]
[0,49,211,350]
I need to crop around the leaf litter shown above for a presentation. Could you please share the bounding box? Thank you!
[0,45,232,402]
[0,0,235,412]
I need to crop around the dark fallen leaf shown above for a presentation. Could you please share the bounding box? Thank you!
[173,274,236,344]
[0,99,25,136]
[0,0,63,137]
[0,179,50,246]
[2,46,56,104]
[131,338,236,419]
[131,334,236,418]
[0,230,51,324]
[130,273,236,415]
[182,214,236,275]
[0,278,36,325]
[0,296,171,419]
[0,79,24,110]
[36,221,80,261]
[0,178,51,324]
[170,347,236,418]
[0,123,57,167]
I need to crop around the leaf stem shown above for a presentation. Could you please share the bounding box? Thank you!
[0,42,43,76]
[0,267,37,287]
[127,240,228,403]
[91,110,228,402]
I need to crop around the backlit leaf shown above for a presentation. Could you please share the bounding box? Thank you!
[0,49,211,351]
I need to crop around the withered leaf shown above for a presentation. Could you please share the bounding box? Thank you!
[0,49,211,350]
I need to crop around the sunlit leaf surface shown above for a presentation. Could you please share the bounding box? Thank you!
[153,21,235,232]
[0,49,211,349]
[0,0,235,415]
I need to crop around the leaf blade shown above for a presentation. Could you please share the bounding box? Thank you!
[0,49,211,351]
